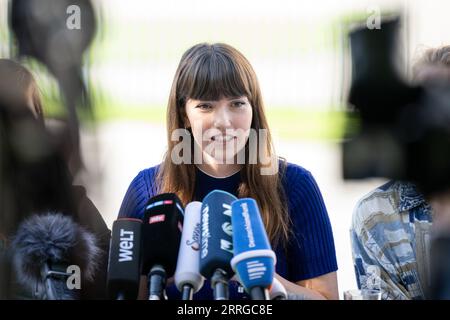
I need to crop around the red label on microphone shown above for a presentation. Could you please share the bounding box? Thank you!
[149,214,165,224]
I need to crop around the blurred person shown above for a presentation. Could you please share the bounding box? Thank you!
[118,43,339,300]
[0,59,110,299]
[350,46,450,300]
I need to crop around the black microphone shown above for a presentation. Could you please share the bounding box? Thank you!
[11,213,101,299]
[199,190,237,300]
[107,218,142,300]
[142,193,184,300]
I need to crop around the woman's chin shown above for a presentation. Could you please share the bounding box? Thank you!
[203,153,238,165]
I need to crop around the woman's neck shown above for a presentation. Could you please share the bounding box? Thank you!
[196,162,243,178]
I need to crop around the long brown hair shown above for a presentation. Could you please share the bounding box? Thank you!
[156,43,290,248]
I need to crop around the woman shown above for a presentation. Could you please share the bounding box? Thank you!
[119,43,339,299]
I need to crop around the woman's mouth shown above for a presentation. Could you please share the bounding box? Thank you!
[211,135,236,142]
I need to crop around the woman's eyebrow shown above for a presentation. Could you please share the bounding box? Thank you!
[228,96,246,101]
[193,99,214,103]
[193,97,246,103]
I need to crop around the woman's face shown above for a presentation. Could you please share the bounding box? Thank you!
[185,95,253,164]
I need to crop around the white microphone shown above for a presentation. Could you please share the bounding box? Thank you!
[174,201,205,300]
[269,278,287,300]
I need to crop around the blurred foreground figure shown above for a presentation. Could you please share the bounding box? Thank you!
[0,59,109,299]
[0,59,73,240]
[10,0,97,173]
[1,0,110,299]
[343,17,450,194]
[345,17,450,300]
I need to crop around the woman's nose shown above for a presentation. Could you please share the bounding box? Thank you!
[213,105,232,129]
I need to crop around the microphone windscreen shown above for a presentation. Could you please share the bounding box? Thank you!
[107,218,142,299]
[230,198,275,290]
[199,190,237,279]
[175,201,204,293]
[141,193,184,276]
[11,213,101,293]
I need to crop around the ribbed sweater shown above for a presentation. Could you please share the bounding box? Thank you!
[119,162,338,299]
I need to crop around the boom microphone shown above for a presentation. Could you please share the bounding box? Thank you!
[200,190,237,300]
[107,218,142,300]
[174,201,205,300]
[142,193,184,300]
[230,198,276,300]
[11,213,101,299]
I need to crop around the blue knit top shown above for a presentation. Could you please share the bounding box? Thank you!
[118,162,338,300]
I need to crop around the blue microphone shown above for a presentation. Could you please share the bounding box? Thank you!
[199,190,237,300]
[230,198,276,300]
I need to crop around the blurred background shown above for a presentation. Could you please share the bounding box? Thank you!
[1,0,450,298]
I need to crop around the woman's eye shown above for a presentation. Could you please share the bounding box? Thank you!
[232,101,246,108]
[197,104,212,110]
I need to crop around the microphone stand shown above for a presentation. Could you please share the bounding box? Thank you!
[250,287,270,300]
[211,268,229,300]
[148,265,166,300]
[42,262,77,300]
[181,284,194,300]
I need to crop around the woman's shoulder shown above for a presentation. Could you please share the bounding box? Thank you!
[279,161,324,210]
[131,164,161,193]
[280,161,314,184]
[134,164,160,180]
[128,164,161,190]
[118,164,160,218]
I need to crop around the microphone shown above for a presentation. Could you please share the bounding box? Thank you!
[107,218,142,300]
[142,193,184,300]
[11,213,101,300]
[230,198,276,300]
[269,278,287,300]
[200,190,237,300]
[174,201,205,300]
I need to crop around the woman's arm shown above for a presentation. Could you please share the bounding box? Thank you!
[139,274,338,300]
[281,166,339,300]
[275,272,339,300]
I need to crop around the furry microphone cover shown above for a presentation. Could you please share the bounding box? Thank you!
[11,213,102,288]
